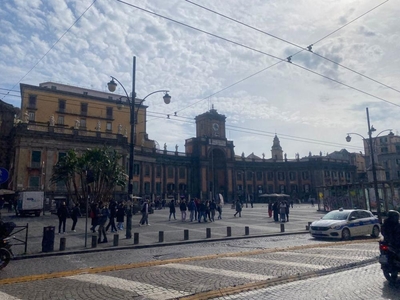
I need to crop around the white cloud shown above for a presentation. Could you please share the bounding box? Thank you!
[1,0,399,159]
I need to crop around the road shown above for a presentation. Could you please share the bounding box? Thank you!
[0,233,394,300]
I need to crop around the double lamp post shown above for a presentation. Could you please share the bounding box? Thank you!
[107,56,171,238]
[346,107,392,224]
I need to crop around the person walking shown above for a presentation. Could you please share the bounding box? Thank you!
[279,201,287,222]
[234,200,242,217]
[90,202,99,233]
[198,201,207,223]
[180,200,187,221]
[188,199,196,222]
[194,198,200,221]
[217,203,222,219]
[139,200,149,226]
[57,201,68,234]
[106,199,118,232]
[116,202,125,230]
[285,201,290,222]
[272,201,279,222]
[210,200,217,222]
[205,200,212,221]
[169,199,176,221]
[268,202,273,218]
[70,203,81,232]
[97,202,109,243]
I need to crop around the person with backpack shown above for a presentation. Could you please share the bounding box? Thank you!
[139,200,149,226]
[168,200,176,221]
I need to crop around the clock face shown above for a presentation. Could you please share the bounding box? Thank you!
[213,123,219,131]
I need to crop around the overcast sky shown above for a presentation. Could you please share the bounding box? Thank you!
[1,0,399,159]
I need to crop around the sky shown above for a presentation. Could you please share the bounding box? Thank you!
[1,0,399,159]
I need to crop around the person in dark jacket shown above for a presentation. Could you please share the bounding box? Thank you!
[116,202,125,230]
[90,202,99,233]
[169,200,176,221]
[382,210,400,249]
[57,202,68,234]
[234,200,242,217]
[97,202,109,243]
[272,201,279,222]
[210,200,217,222]
[106,199,117,232]
[139,200,149,226]
[188,199,196,222]
[180,200,187,221]
[198,201,207,223]
[70,203,81,232]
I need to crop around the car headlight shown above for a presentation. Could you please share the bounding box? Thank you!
[329,225,342,230]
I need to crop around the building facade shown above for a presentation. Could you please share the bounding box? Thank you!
[5,82,359,204]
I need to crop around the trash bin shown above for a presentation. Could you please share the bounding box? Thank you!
[42,226,55,252]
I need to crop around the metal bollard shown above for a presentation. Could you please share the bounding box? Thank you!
[280,223,285,232]
[227,226,232,237]
[159,231,164,243]
[245,226,249,236]
[113,234,119,246]
[206,228,211,238]
[59,237,66,251]
[184,229,189,240]
[91,235,98,248]
[133,232,139,245]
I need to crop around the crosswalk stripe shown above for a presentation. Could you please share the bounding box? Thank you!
[0,291,21,300]
[68,274,190,300]
[220,257,327,269]
[159,263,272,280]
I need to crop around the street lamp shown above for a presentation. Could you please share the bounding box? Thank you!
[345,107,392,224]
[107,56,171,238]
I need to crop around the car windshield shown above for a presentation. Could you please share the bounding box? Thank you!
[321,211,350,221]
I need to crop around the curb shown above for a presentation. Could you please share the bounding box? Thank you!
[13,230,309,260]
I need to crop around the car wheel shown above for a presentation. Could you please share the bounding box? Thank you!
[371,225,380,238]
[342,228,351,240]
[383,270,398,283]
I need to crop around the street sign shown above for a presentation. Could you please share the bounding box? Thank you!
[0,168,9,184]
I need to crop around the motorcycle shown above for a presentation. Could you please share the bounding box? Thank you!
[379,240,400,283]
[0,221,16,270]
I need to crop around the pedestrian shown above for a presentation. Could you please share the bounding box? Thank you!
[210,200,217,221]
[285,201,290,222]
[97,202,109,243]
[116,202,125,230]
[139,200,149,226]
[272,201,279,222]
[290,199,294,208]
[162,199,166,209]
[268,202,273,218]
[70,202,81,232]
[188,198,196,222]
[205,200,212,221]
[217,203,222,219]
[180,200,187,221]
[195,198,200,221]
[250,196,254,208]
[106,199,118,232]
[90,202,99,233]
[234,200,242,217]
[169,199,176,221]
[57,201,68,234]
[198,201,207,223]
[279,201,287,222]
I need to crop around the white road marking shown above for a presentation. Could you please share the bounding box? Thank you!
[220,257,327,269]
[0,291,21,300]
[68,273,190,300]
[275,251,369,260]
[159,263,272,280]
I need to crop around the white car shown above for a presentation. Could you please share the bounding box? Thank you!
[309,208,380,240]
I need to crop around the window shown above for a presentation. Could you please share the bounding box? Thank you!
[325,171,330,177]
[156,166,161,178]
[133,163,140,175]
[247,184,253,193]
[57,115,64,125]
[332,171,337,179]
[80,118,86,129]
[396,145,400,153]
[279,185,286,193]
[144,182,150,194]
[237,172,242,181]
[29,176,40,188]
[28,95,36,108]
[144,165,150,177]
[386,172,391,180]
[167,183,175,192]
[51,85,57,90]
[179,167,185,179]
[289,172,296,180]
[381,147,389,153]
[31,150,41,168]
[380,137,388,143]
[83,91,88,96]
[237,184,243,191]
[302,171,309,180]
[290,185,298,192]
[256,172,262,181]
[303,184,310,193]
[396,159,400,165]
[132,181,139,193]
[345,172,351,179]
[81,103,88,116]
[247,171,253,180]
[268,185,274,193]
[267,172,274,181]
[277,172,285,181]
[106,122,112,131]
[167,166,174,178]
[28,111,35,121]
[58,99,66,112]
[106,107,113,119]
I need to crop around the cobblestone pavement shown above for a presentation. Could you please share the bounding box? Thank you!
[0,203,322,256]
[0,239,383,300]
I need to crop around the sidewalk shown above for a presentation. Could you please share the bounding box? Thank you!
[0,203,322,258]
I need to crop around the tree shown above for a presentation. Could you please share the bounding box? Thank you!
[51,147,126,207]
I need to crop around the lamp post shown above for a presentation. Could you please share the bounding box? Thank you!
[107,56,171,238]
[345,107,392,224]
